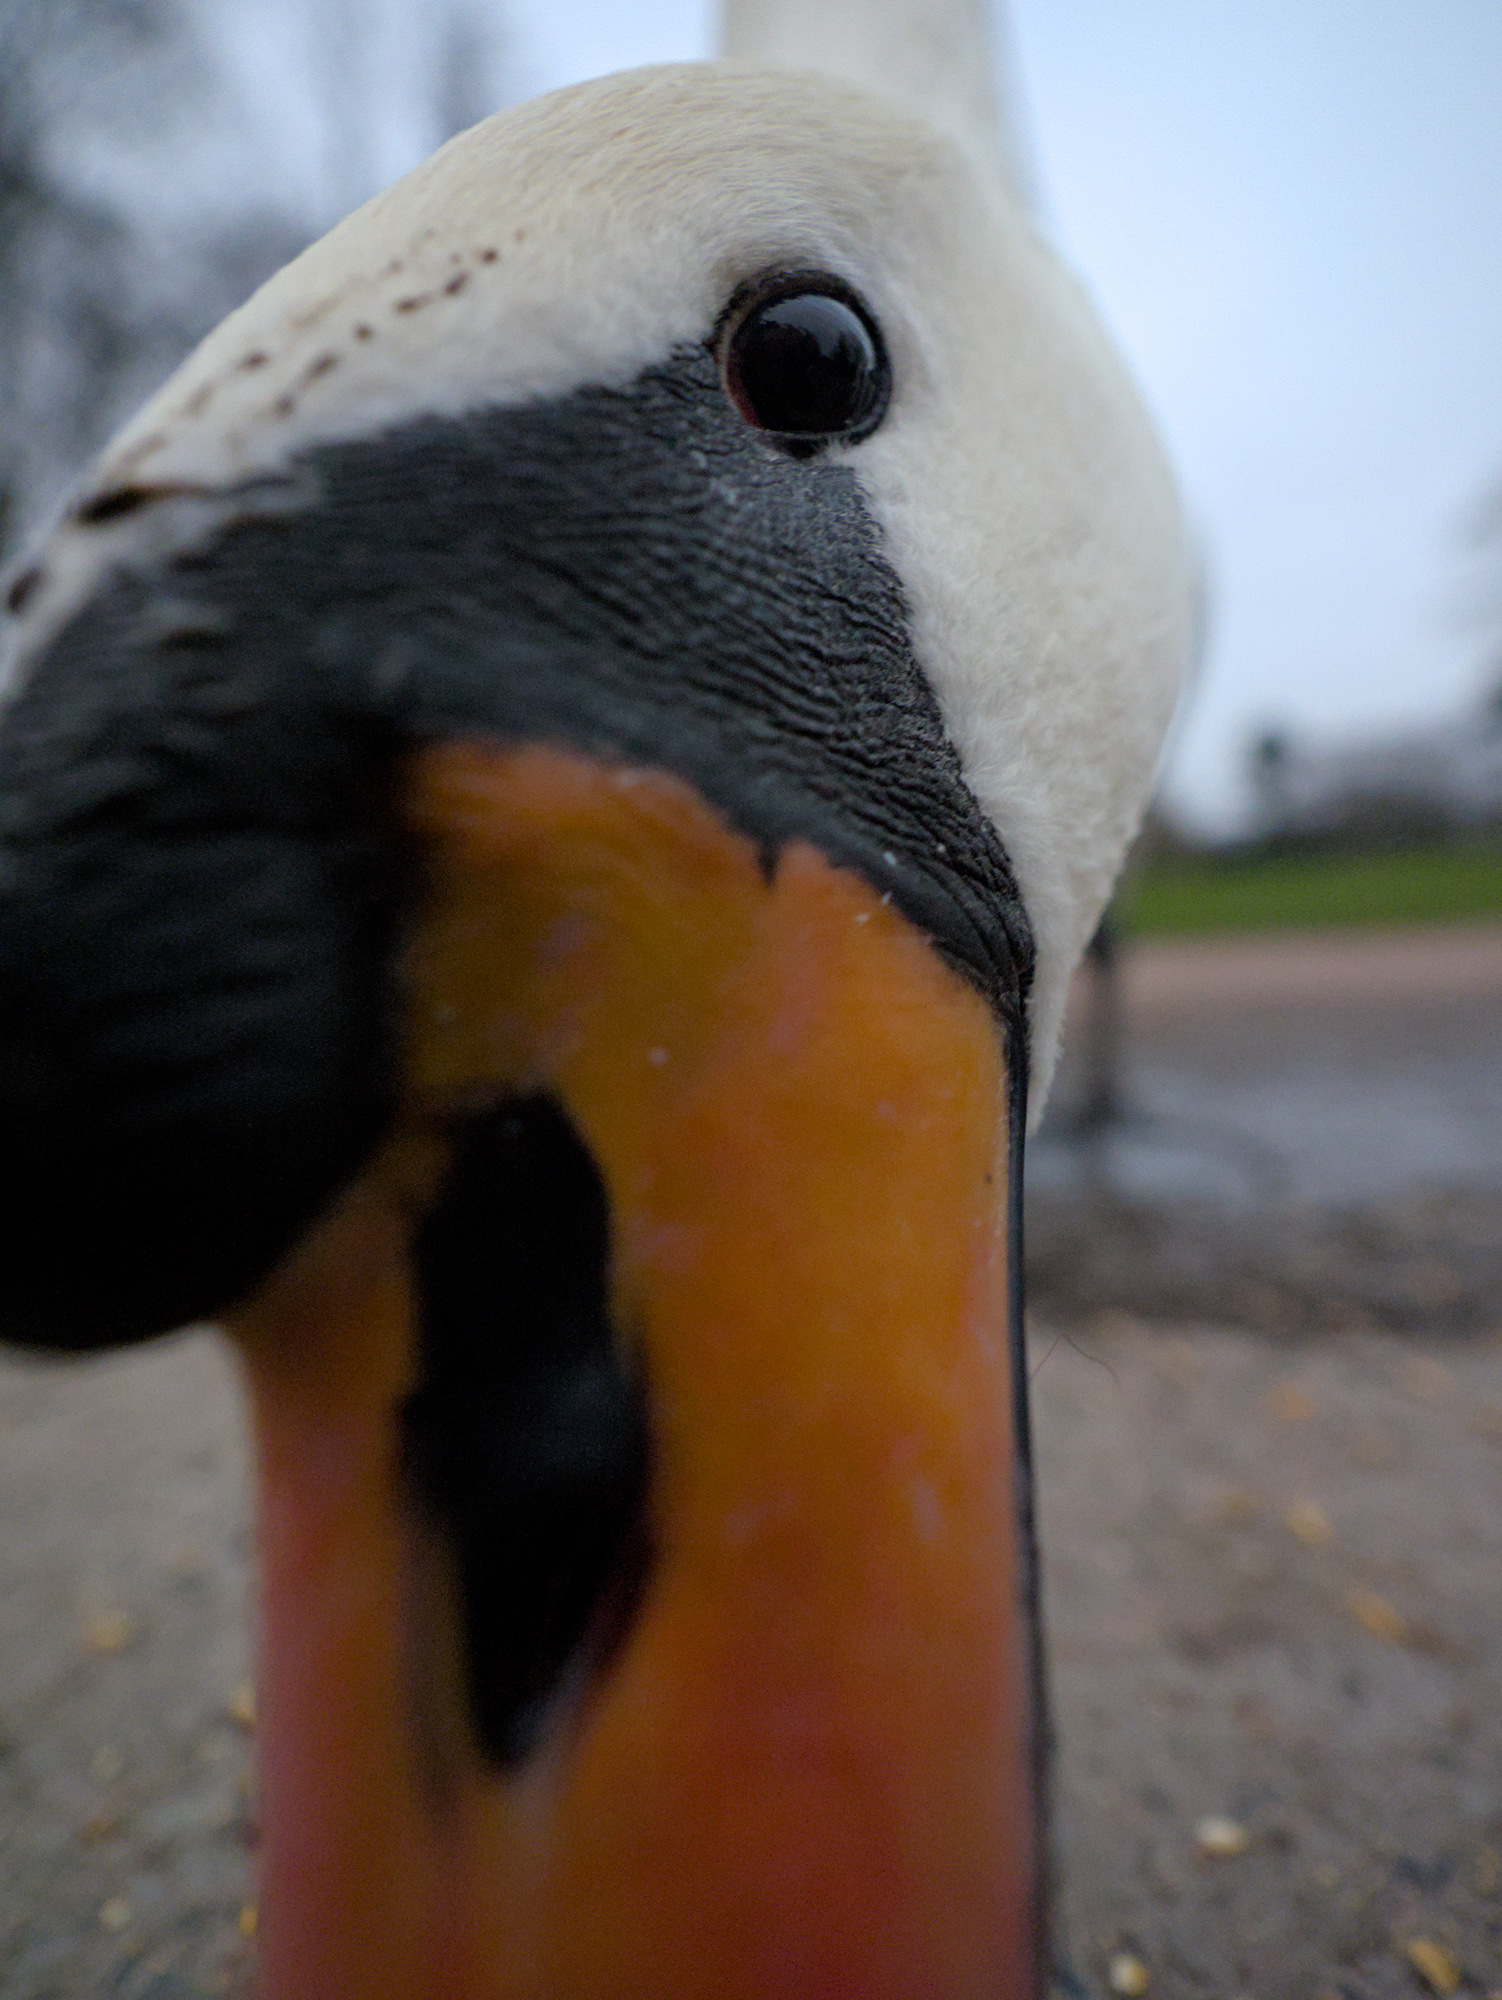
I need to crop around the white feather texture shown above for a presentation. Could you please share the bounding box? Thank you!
[4,62,1191,1107]
[720,0,1035,202]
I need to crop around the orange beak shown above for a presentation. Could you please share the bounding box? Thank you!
[230,741,1043,1999]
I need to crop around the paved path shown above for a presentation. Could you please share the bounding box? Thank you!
[1036,921,1502,1208]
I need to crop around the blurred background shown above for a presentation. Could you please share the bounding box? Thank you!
[1,6,1499,1996]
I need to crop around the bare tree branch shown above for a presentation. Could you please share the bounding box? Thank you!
[0,0,512,561]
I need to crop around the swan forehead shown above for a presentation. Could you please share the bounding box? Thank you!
[94,65,978,490]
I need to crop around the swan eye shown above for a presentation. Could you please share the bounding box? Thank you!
[720,276,890,452]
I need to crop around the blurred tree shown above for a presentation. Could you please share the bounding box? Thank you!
[0,0,510,562]
[0,0,272,552]
[1465,470,1502,712]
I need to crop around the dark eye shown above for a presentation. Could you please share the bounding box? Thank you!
[719,275,890,453]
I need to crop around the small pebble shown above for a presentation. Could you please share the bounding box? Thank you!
[1194,1814,1250,1859]
[1107,1952,1149,1996]
[1405,1937,1461,1995]
[1283,1499,1333,1547]
[99,1894,132,1932]
[84,1610,136,1654]
[1346,1586,1409,1644]
[1267,1381,1313,1422]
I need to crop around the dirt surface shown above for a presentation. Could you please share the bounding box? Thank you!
[1038,1318,1502,2000]
[2,921,1499,1998]
[0,1337,254,2000]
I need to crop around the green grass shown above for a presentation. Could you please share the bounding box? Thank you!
[1119,835,1502,939]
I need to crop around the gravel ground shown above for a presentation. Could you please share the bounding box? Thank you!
[0,1335,254,1999]
[1038,1317,1502,2000]
[2,921,1498,1998]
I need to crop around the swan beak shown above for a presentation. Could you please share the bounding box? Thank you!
[229,739,1042,2000]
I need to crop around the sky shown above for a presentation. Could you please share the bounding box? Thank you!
[496,0,1502,832]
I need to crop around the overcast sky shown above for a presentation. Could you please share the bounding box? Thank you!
[497,0,1502,831]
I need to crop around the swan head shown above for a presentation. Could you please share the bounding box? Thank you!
[0,61,1191,2000]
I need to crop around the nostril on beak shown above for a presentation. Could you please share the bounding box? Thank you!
[401,1094,652,1768]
